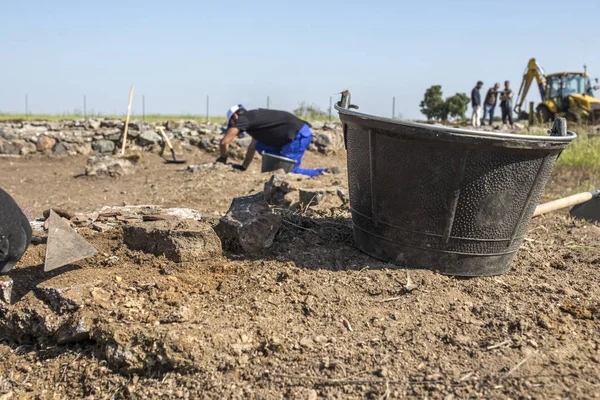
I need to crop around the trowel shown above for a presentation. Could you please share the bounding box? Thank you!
[157,126,186,164]
[533,189,600,222]
[44,210,97,272]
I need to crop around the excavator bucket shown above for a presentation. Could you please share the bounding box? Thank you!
[45,210,97,272]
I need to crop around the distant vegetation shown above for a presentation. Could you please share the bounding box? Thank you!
[420,85,470,122]
[293,102,331,120]
[0,109,338,124]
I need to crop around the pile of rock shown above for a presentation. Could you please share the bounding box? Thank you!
[264,172,348,209]
[0,119,344,157]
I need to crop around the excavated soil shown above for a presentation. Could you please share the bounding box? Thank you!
[1,150,600,399]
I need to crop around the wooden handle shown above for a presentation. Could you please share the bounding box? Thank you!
[533,192,594,217]
[157,127,173,151]
[120,85,135,155]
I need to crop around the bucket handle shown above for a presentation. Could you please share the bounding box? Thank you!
[336,90,359,149]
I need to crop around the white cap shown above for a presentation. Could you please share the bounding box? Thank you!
[226,104,244,125]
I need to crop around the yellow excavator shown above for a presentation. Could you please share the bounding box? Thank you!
[514,58,600,124]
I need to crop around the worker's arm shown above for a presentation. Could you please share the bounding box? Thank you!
[241,139,257,170]
[218,127,240,162]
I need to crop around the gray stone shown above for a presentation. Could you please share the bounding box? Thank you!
[0,139,26,155]
[0,276,13,304]
[75,143,93,155]
[299,188,335,206]
[313,131,344,154]
[233,136,253,148]
[128,121,143,131]
[166,120,183,130]
[337,188,350,204]
[187,162,233,173]
[52,141,68,154]
[311,121,325,130]
[87,120,101,130]
[264,173,309,207]
[47,122,62,131]
[20,141,37,156]
[215,192,282,254]
[34,283,97,314]
[138,130,162,146]
[85,154,136,177]
[123,219,221,262]
[199,138,212,149]
[55,313,92,344]
[36,136,56,152]
[100,120,124,129]
[92,140,116,153]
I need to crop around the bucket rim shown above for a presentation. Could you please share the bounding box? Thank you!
[335,105,577,143]
[261,153,296,163]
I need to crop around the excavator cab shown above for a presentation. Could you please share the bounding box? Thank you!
[545,73,590,113]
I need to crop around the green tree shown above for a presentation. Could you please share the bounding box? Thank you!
[445,93,470,121]
[420,85,446,121]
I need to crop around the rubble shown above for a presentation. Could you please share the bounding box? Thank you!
[215,192,281,254]
[92,139,116,153]
[36,136,56,152]
[187,162,234,173]
[263,173,309,207]
[299,188,337,206]
[55,315,92,344]
[85,154,137,177]
[0,119,342,158]
[0,276,13,304]
[122,219,222,262]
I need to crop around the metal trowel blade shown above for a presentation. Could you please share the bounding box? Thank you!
[570,196,600,223]
[44,210,97,272]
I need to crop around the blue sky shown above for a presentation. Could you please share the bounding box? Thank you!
[1,0,599,119]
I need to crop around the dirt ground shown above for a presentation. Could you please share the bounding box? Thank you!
[1,149,600,399]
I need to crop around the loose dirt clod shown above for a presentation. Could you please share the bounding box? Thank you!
[123,219,222,262]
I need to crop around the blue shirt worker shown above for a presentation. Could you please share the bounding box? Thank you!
[217,105,325,177]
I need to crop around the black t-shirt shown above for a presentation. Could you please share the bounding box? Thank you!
[231,109,307,147]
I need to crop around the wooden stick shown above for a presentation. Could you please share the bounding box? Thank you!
[120,85,135,156]
[533,192,593,217]
[157,127,174,151]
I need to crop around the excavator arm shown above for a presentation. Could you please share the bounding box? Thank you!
[514,58,546,113]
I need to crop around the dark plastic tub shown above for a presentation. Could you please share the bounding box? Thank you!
[336,101,576,276]
[261,153,296,173]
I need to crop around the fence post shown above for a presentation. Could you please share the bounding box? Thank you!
[392,96,396,119]
[329,96,332,121]
[206,95,209,123]
[267,96,270,109]
[84,95,87,119]
[528,101,534,127]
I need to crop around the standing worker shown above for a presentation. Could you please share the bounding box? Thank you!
[471,81,483,127]
[500,81,515,128]
[482,83,500,126]
[218,105,326,177]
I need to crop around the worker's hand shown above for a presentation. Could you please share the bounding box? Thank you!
[232,164,247,171]
[216,156,228,164]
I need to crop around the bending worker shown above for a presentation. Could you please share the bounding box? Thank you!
[217,105,325,177]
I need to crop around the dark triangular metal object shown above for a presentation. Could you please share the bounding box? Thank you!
[570,196,600,223]
[45,210,97,272]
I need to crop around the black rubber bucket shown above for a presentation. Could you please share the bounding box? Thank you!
[336,100,576,276]
[261,153,296,173]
